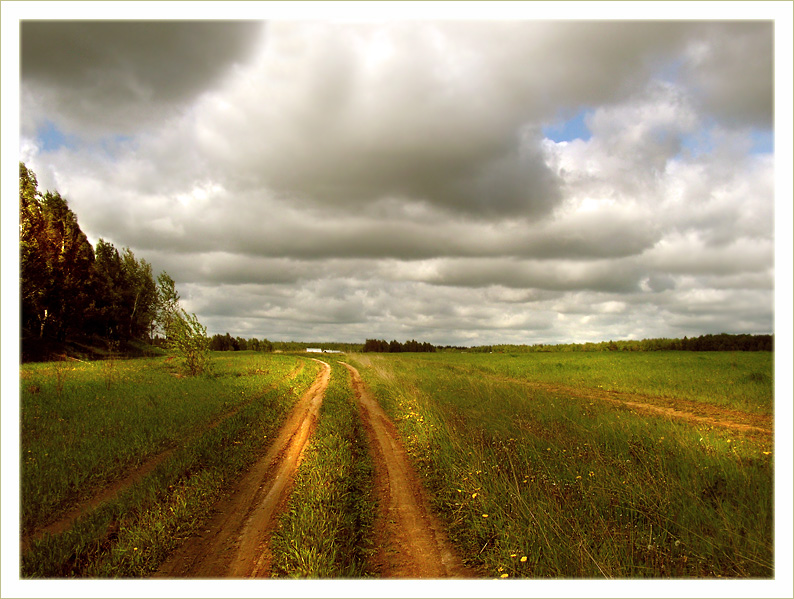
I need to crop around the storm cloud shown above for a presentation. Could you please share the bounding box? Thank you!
[20,20,264,135]
[10,7,782,346]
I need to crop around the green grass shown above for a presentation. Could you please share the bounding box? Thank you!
[349,352,774,579]
[19,349,774,579]
[410,351,774,415]
[20,352,320,577]
[270,357,376,578]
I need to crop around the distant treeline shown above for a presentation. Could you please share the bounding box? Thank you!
[470,333,773,353]
[206,334,362,353]
[209,333,274,352]
[205,336,438,353]
[363,339,437,353]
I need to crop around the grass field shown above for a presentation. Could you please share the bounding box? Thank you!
[18,349,775,579]
[20,352,318,577]
[348,351,774,578]
[412,351,774,414]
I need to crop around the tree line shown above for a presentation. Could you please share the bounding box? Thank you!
[19,163,209,372]
[469,333,773,353]
[362,339,437,353]
[209,333,274,352]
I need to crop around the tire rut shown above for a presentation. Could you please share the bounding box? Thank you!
[341,362,474,578]
[21,361,308,554]
[446,363,772,435]
[154,359,330,578]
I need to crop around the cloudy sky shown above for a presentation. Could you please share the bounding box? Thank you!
[5,4,792,346]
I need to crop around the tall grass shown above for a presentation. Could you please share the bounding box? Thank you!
[20,353,303,534]
[351,353,774,578]
[270,358,375,578]
[20,353,320,577]
[411,351,774,415]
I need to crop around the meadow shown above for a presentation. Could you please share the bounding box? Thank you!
[20,352,319,577]
[348,351,774,578]
[18,349,774,578]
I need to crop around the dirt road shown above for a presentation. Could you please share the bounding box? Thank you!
[155,359,330,578]
[341,362,474,578]
[22,362,308,555]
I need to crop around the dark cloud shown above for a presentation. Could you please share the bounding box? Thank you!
[21,20,264,134]
[681,22,774,128]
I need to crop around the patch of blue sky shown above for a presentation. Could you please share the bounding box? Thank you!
[542,109,592,143]
[679,126,773,159]
[749,129,773,154]
[37,120,78,152]
[36,120,135,156]
[678,130,714,158]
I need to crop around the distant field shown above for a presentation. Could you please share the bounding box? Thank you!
[411,351,774,414]
[349,351,774,578]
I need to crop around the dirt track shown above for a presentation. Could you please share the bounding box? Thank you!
[450,365,773,436]
[21,362,307,554]
[154,359,330,578]
[342,362,474,578]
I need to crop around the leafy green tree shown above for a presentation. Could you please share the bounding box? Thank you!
[20,163,48,338]
[19,164,96,341]
[156,272,210,375]
[92,240,158,341]
[120,248,157,339]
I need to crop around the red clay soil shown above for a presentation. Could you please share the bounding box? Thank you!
[341,362,476,578]
[154,359,330,578]
[21,361,308,554]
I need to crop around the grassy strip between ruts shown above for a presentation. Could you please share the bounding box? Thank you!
[21,354,321,577]
[350,352,774,579]
[270,357,376,578]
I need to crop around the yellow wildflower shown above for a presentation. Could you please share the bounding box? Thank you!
[500,573,509,579]
[482,513,489,518]
[520,556,527,562]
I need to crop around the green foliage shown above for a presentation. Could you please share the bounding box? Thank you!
[208,332,274,352]
[469,333,773,353]
[169,310,211,376]
[20,163,96,343]
[156,273,211,376]
[363,338,436,352]
[92,240,158,340]
[20,163,163,360]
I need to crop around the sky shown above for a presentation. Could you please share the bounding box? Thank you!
[5,3,792,348]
